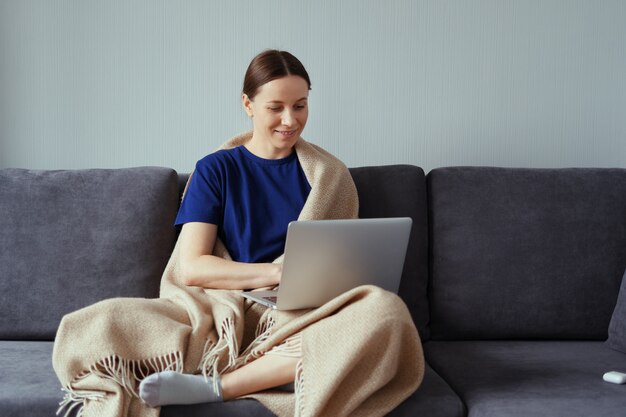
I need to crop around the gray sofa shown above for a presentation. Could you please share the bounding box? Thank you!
[1,164,625,417]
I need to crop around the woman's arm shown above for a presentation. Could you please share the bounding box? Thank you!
[178,222,282,290]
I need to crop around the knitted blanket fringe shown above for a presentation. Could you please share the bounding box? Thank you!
[57,351,183,417]
[52,132,424,417]
[57,315,273,417]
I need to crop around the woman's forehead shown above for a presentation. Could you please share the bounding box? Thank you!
[255,76,309,102]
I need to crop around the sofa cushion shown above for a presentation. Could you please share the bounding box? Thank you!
[0,167,179,340]
[0,342,458,417]
[350,165,430,341]
[427,167,626,340]
[387,364,465,417]
[607,268,626,353]
[162,399,277,417]
[161,364,464,417]
[0,341,64,417]
[0,341,274,417]
[425,341,626,417]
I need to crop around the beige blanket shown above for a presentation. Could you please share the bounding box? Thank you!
[52,132,424,417]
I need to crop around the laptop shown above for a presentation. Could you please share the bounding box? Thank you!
[242,217,412,310]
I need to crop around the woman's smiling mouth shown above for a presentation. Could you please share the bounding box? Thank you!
[275,129,297,137]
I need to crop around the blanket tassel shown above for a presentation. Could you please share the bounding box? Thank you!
[294,359,305,417]
[198,317,239,394]
[56,386,106,417]
[57,351,183,417]
[197,314,277,395]
[236,314,276,366]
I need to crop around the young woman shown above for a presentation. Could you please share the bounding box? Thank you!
[53,49,423,417]
[139,50,317,405]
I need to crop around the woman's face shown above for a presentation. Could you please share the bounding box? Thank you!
[243,75,309,159]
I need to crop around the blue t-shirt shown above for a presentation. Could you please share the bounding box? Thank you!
[175,145,311,263]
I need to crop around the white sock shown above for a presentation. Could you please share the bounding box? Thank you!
[139,371,223,407]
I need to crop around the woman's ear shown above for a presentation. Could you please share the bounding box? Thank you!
[242,94,253,117]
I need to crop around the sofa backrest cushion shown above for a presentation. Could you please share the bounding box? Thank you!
[349,165,430,341]
[428,167,626,340]
[0,167,179,340]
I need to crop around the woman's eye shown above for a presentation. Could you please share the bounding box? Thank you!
[295,105,306,110]
[268,107,282,112]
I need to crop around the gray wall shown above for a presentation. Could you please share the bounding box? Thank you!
[1,0,625,172]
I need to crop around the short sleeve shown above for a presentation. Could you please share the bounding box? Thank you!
[174,158,223,227]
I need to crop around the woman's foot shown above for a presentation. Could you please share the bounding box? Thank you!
[139,371,223,407]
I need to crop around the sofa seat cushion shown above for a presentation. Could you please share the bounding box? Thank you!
[2,341,461,417]
[162,363,463,417]
[0,341,61,417]
[0,341,275,417]
[161,399,277,417]
[425,341,626,417]
[387,364,465,417]
[0,167,180,340]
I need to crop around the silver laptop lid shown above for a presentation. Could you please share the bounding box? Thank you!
[275,217,412,310]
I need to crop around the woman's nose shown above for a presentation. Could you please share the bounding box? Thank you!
[281,110,294,126]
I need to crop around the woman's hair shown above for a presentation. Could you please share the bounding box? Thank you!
[243,50,311,100]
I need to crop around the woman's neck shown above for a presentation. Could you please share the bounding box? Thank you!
[244,135,295,160]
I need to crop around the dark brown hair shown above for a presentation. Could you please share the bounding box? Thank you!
[242,50,311,100]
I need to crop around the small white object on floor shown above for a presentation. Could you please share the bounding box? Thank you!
[602,371,626,384]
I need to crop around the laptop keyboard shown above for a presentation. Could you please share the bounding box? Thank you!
[263,296,278,303]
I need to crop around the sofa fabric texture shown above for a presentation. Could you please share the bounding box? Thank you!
[607,268,626,353]
[161,365,465,417]
[0,167,179,340]
[385,365,465,417]
[2,164,625,417]
[425,341,626,417]
[0,341,60,417]
[427,167,626,340]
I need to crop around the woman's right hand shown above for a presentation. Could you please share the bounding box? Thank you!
[268,263,283,286]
